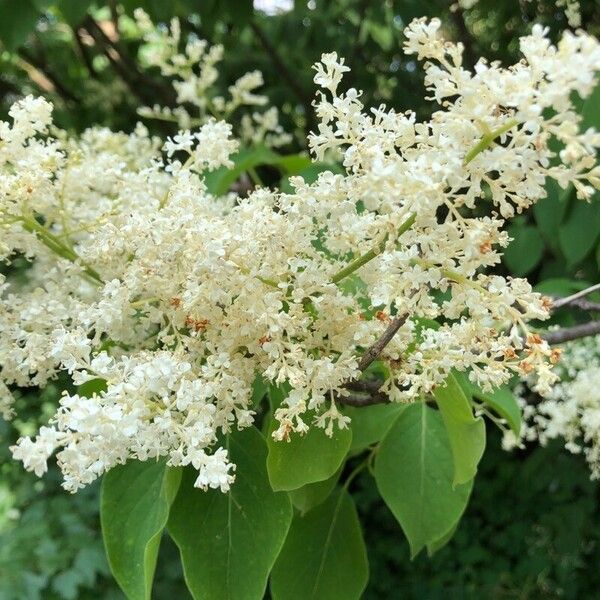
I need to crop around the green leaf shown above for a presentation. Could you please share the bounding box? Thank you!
[270,489,369,600]
[266,420,352,491]
[534,179,570,252]
[426,523,458,557]
[275,153,312,175]
[434,372,486,486]
[204,146,280,196]
[101,460,182,600]
[266,385,352,490]
[558,200,600,266]
[346,403,405,454]
[77,378,107,398]
[250,373,268,408]
[168,427,293,600]
[460,378,522,436]
[374,402,473,558]
[0,0,39,51]
[581,82,600,129]
[279,163,344,193]
[503,224,545,276]
[288,467,341,515]
[57,0,92,26]
[535,278,591,297]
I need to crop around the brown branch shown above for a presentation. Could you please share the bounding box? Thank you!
[73,27,100,80]
[544,321,600,345]
[337,389,389,407]
[83,16,175,107]
[17,48,80,104]
[357,314,408,371]
[82,19,142,102]
[333,314,408,407]
[334,288,600,406]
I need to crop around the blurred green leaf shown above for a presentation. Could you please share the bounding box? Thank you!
[0,0,39,51]
[204,146,280,195]
[279,163,344,193]
[533,179,570,253]
[57,0,92,26]
[504,224,545,276]
[558,200,600,266]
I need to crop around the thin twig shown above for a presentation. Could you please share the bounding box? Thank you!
[333,314,408,407]
[553,283,600,309]
[336,285,600,407]
[337,390,389,407]
[73,27,100,80]
[358,314,408,371]
[17,48,80,104]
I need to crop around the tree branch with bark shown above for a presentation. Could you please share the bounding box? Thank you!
[335,284,600,408]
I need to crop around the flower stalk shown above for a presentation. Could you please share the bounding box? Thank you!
[464,118,519,164]
[331,212,416,284]
[20,216,103,284]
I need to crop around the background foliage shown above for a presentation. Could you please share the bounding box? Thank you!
[1,1,600,598]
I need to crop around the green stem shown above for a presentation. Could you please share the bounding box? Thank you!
[248,167,264,188]
[464,118,518,165]
[130,297,160,308]
[342,456,370,492]
[230,260,280,289]
[331,212,416,284]
[342,444,379,491]
[20,216,103,284]
[413,257,487,294]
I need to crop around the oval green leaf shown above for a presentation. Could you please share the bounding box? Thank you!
[374,402,473,558]
[266,385,351,491]
[270,488,369,600]
[504,224,545,276]
[266,420,352,491]
[101,460,182,600]
[168,427,293,600]
[558,200,600,266]
[434,372,486,486]
[288,466,342,515]
[346,403,405,454]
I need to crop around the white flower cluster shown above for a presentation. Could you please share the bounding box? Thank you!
[2,20,599,493]
[505,336,600,479]
[134,9,291,148]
